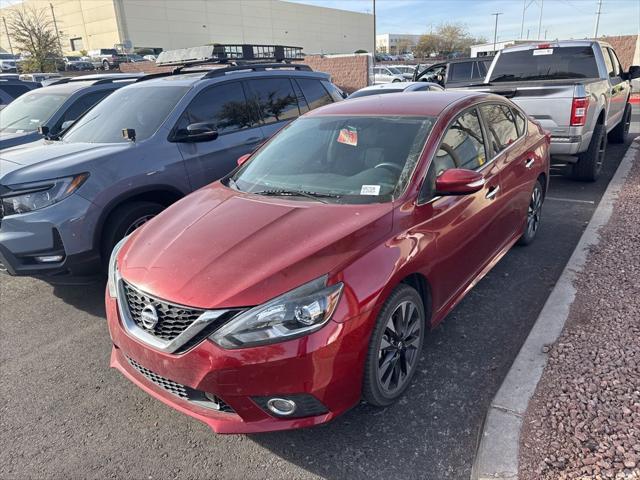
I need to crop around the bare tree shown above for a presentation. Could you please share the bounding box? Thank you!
[415,23,486,59]
[7,5,62,73]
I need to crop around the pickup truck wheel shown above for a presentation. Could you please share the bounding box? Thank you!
[102,60,110,71]
[572,123,606,182]
[608,103,631,144]
[362,284,425,407]
[101,201,164,267]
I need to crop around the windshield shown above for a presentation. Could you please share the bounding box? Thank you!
[490,46,599,82]
[387,67,402,75]
[66,56,81,61]
[0,90,70,133]
[230,115,435,204]
[0,53,15,60]
[63,85,189,143]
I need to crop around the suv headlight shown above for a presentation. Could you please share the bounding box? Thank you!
[1,173,89,216]
[107,236,128,298]
[210,276,343,349]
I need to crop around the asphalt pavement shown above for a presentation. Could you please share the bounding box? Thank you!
[1,107,638,480]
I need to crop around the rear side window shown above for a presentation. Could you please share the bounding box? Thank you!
[0,84,30,99]
[178,82,254,134]
[449,62,472,81]
[297,78,333,110]
[514,109,527,136]
[472,61,488,79]
[246,78,300,124]
[490,46,599,81]
[436,108,487,172]
[480,104,519,154]
[603,48,615,77]
[606,48,622,77]
[321,80,344,102]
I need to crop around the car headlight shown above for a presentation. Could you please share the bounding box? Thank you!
[210,276,343,349]
[1,173,89,216]
[107,236,128,298]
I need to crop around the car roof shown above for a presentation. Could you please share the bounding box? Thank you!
[308,90,487,117]
[501,39,600,53]
[353,82,435,93]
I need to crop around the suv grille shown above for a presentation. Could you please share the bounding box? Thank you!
[123,282,205,341]
[127,357,234,413]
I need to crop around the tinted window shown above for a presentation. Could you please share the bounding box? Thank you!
[246,78,300,125]
[449,62,472,81]
[490,46,599,81]
[480,104,519,154]
[63,85,189,143]
[0,90,70,133]
[176,82,253,135]
[321,80,344,102]
[514,109,527,136]
[603,48,615,77]
[297,78,333,110]
[0,84,30,99]
[606,48,621,77]
[54,90,113,132]
[434,109,487,173]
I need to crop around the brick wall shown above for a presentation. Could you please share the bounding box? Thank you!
[119,62,172,74]
[303,54,370,93]
[598,34,639,70]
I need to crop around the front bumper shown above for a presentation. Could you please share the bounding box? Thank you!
[0,194,101,277]
[106,292,373,434]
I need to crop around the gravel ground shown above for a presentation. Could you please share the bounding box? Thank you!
[519,145,640,480]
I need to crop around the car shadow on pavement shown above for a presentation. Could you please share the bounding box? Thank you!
[50,278,107,318]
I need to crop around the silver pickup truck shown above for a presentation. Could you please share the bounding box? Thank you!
[469,40,638,181]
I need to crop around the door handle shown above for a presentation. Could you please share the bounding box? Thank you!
[525,158,535,169]
[485,185,500,200]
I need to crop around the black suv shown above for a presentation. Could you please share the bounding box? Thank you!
[413,57,494,88]
[0,76,40,109]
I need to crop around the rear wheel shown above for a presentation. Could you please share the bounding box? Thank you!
[572,123,606,182]
[102,60,110,71]
[518,179,544,246]
[101,201,163,267]
[363,284,425,407]
[608,102,631,144]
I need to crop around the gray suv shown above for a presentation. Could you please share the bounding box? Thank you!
[0,64,342,278]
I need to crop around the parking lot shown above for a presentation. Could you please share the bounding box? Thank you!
[0,106,636,480]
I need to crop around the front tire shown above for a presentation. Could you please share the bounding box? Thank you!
[362,284,425,407]
[608,102,631,144]
[518,179,544,246]
[102,60,110,71]
[572,123,606,182]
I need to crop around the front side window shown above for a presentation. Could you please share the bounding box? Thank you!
[480,104,519,154]
[246,78,300,125]
[63,85,189,143]
[0,89,70,133]
[175,82,254,135]
[53,90,113,133]
[449,62,473,81]
[229,115,435,204]
[296,78,333,110]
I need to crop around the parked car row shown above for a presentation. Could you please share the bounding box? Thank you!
[0,40,633,436]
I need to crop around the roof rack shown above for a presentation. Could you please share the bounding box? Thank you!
[202,63,311,79]
[155,44,304,67]
[48,73,144,86]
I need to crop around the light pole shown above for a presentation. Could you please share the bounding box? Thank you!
[593,0,603,38]
[537,0,544,40]
[2,17,13,55]
[372,0,376,61]
[50,3,63,54]
[492,12,503,55]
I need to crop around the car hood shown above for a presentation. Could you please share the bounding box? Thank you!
[0,141,129,184]
[119,184,393,309]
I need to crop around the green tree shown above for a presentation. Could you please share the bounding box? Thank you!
[7,5,62,73]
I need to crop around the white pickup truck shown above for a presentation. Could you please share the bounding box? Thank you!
[469,40,638,181]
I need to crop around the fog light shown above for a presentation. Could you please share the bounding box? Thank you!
[266,398,297,416]
[35,255,64,263]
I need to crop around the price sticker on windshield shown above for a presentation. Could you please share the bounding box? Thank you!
[360,185,381,195]
[337,127,358,147]
[533,48,553,56]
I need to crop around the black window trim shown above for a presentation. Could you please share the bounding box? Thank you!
[294,77,334,112]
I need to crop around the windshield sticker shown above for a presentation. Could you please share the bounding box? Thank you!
[337,127,358,146]
[360,185,381,196]
[533,48,553,56]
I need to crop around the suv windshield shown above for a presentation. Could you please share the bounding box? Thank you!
[230,115,435,204]
[490,46,599,82]
[63,85,189,143]
[0,89,70,133]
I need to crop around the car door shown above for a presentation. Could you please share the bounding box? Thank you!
[244,77,303,140]
[174,81,265,190]
[411,107,503,313]
[605,47,628,124]
[479,103,534,244]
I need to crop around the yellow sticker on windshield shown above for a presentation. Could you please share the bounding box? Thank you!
[337,127,358,147]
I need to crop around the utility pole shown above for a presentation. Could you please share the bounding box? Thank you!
[593,0,603,38]
[537,0,544,39]
[520,0,527,39]
[2,17,13,55]
[372,0,376,63]
[50,3,62,54]
[492,12,503,54]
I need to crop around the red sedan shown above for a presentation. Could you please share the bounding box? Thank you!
[106,91,550,434]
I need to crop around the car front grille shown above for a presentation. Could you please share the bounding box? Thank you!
[123,281,205,341]
[127,357,234,413]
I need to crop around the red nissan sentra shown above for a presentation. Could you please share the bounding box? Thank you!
[106,91,550,434]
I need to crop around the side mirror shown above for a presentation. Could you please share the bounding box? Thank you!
[180,122,218,143]
[435,168,485,196]
[237,153,251,166]
[627,65,640,80]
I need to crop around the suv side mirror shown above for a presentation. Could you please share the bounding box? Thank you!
[627,65,640,80]
[435,168,485,196]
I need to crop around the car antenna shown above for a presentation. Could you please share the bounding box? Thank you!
[122,128,136,142]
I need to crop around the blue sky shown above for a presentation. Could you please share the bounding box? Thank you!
[288,0,639,41]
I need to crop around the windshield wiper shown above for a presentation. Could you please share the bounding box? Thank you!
[252,188,341,204]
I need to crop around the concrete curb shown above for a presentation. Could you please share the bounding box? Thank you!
[470,137,640,480]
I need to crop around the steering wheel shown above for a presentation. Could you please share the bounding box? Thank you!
[374,162,403,175]
[439,143,462,168]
